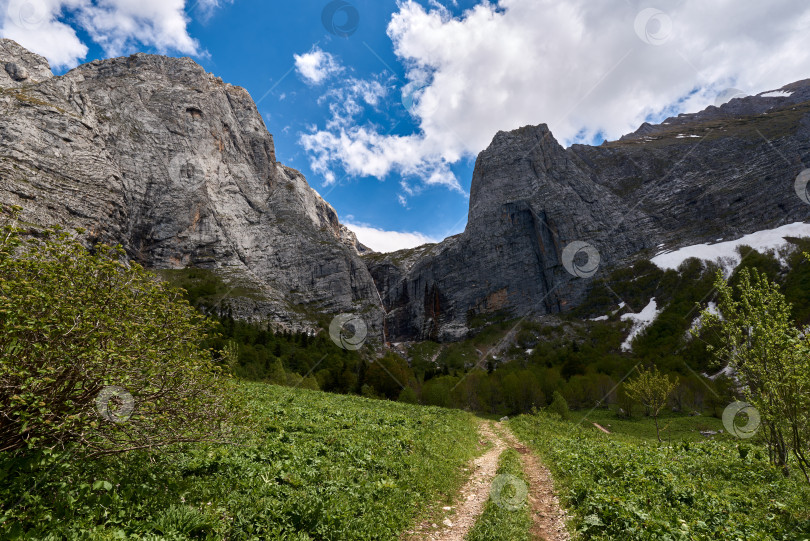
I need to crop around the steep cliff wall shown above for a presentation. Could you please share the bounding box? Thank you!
[0,39,383,336]
[368,83,810,341]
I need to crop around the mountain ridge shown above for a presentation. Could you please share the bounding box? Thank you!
[2,39,809,343]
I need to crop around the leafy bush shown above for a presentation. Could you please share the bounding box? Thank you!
[0,207,238,456]
[549,391,570,420]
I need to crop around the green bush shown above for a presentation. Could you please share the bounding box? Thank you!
[0,206,238,456]
[549,391,570,420]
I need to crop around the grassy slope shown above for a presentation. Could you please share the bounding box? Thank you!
[510,413,810,540]
[570,408,725,442]
[1,382,479,540]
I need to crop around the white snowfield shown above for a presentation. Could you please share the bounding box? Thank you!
[620,298,660,352]
[759,90,793,98]
[650,222,810,275]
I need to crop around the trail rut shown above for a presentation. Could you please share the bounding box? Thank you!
[406,421,570,541]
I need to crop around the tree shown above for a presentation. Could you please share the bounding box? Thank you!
[397,387,419,404]
[548,391,570,420]
[363,353,416,400]
[0,207,239,456]
[624,365,677,443]
[266,357,287,385]
[697,267,810,482]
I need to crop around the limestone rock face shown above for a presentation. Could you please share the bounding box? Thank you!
[0,39,384,336]
[369,82,810,341]
[3,38,809,343]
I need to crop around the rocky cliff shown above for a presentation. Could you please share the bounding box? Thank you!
[2,39,809,344]
[368,82,810,341]
[0,39,383,336]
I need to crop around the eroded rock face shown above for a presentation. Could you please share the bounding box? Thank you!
[0,39,383,337]
[0,40,51,87]
[369,83,810,342]
[3,38,809,344]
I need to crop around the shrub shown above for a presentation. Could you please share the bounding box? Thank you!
[548,390,570,420]
[0,206,239,456]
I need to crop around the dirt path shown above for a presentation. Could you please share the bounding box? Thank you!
[499,426,570,541]
[406,421,570,541]
[405,421,506,541]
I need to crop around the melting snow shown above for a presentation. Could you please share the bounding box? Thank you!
[651,222,810,275]
[686,301,720,337]
[760,90,793,98]
[589,315,609,321]
[620,298,660,352]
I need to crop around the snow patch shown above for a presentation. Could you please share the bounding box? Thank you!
[759,90,792,98]
[686,301,720,337]
[589,315,609,321]
[650,222,810,275]
[620,298,660,352]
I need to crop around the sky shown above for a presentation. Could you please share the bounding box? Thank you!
[2,0,810,252]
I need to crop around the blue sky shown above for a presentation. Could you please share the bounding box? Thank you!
[3,0,810,251]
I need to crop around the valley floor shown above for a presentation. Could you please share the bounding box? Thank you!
[2,381,810,540]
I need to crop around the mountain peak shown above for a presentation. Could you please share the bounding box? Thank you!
[0,39,53,86]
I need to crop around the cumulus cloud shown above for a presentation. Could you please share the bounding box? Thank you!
[0,0,224,69]
[343,221,438,253]
[294,47,343,85]
[302,0,810,193]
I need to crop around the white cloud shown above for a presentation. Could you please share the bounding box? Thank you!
[0,0,225,69]
[300,125,461,190]
[302,0,810,192]
[294,46,343,85]
[343,221,438,253]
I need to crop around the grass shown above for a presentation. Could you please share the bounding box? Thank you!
[509,412,810,540]
[156,267,266,306]
[467,447,532,541]
[570,407,726,443]
[0,381,480,540]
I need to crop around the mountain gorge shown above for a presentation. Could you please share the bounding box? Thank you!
[2,38,809,344]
